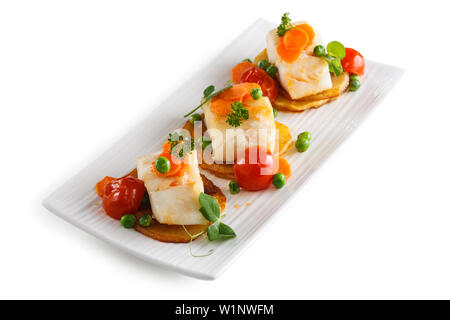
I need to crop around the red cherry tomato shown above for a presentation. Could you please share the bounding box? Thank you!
[239,67,279,103]
[233,146,275,191]
[341,48,365,76]
[102,176,146,220]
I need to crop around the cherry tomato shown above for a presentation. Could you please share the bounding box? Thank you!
[233,146,275,191]
[95,176,116,197]
[231,61,254,83]
[102,176,146,220]
[341,48,365,76]
[239,66,279,103]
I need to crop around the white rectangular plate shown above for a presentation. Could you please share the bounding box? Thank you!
[43,19,403,280]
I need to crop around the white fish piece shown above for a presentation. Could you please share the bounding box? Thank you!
[266,21,332,100]
[136,151,208,225]
[202,96,276,163]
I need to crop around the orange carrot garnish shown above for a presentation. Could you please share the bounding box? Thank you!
[277,157,291,179]
[283,28,309,52]
[210,83,261,116]
[295,23,315,47]
[276,38,301,63]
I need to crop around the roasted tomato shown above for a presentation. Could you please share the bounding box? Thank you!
[341,48,365,76]
[95,176,116,197]
[231,61,254,84]
[237,66,279,103]
[102,176,146,220]
[233,146,275,191]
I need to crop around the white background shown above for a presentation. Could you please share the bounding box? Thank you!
[1,0,449,299]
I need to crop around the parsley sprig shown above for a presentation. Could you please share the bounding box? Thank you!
[167,132,196,160]
[184,81,233,118]
[277,12,294,37]
[226,101,249,127]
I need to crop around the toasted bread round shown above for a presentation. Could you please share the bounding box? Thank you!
[133,174,225,243]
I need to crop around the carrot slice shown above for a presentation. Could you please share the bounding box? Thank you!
[295,23,315,47]
[152,152,185,177]
[220,85,248,100]
[162,141,171,154]
[211,83,261,116]
[277,37,301,63]
[231,61,254,84]
[241,83,261,100]
[283,28,309,52]
[277,157,291,179]
[210,97,235,116]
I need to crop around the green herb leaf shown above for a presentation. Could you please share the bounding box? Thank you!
[203,85,215,98]
[324,55,343,76]
[226,101,249,127]
[326,41,346,59]
[315,41,346,77]
[277,12,294,37]
[184,82,233,118]
[218,222,236,239]
[207,221,236,241]
[199,192,220,222]
[207,221,220,241]
[198,193,237,243]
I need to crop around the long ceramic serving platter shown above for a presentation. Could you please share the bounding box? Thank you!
[43,19,403,280]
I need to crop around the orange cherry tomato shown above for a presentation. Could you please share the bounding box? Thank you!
[239,67,279,102]
[233,146,275,191]
[95,176,116,197]
[231,61,254,84]
[102,176,146,220]
[341,48,365,76]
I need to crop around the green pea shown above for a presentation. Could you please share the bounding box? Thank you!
[242,58,252,63]
[272,108,278,118]
[155,156,170,173]
[257,59,270,70]
[272,173,286,189]
[121,214,136,228]
[313,45,326,57]
[201,136,212,149]
[265,65,278,77]
[350,74,360,82]
[349,79,361,92]
[138,214,152,227]
[189,113,202,124]
[295,131,311,153]
[251,88,263,100]
[229,180,240,195]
